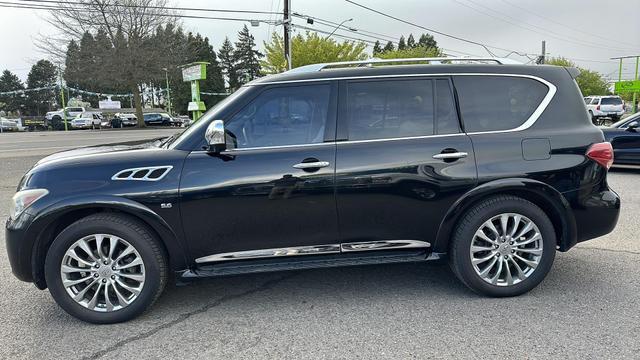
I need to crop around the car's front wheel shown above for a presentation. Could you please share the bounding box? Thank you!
[44,213,167,323]
[449,195,556,297]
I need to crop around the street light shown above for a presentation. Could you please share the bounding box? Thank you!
[162,67,172,116]
[324,18,354,40]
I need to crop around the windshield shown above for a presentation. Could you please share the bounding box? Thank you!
[167,86,249,149]
[610,112,640,128]
[601,97,623,105]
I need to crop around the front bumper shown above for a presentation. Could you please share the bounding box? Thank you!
[5,214,37,283]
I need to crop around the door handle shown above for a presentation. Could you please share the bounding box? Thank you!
[293,161,330,169]
[432,152,468,160]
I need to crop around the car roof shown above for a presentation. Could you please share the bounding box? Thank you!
[249,64,571,85]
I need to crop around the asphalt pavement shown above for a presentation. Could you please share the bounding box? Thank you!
[0,130,639,359]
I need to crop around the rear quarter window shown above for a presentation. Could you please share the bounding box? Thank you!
[454,76,549,133]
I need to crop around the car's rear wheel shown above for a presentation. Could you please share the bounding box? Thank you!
[449,195,555,297]
[44,213,167,323]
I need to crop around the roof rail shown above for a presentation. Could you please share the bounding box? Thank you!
[286,57,523,74]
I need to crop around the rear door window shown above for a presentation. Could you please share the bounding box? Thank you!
[346,79,435,140]
[454,76,549,132]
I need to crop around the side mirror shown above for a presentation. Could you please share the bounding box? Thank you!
[205,120,226,153]
[627,121,638,132]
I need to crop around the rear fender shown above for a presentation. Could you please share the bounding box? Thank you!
[433,178,577,253]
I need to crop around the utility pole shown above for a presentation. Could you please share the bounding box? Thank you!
[58,67,68,131]
[163,68,172,115]
[540,41,546,65]
[283,0,292,70]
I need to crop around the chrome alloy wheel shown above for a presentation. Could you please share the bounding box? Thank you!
[60,234,145,312]
[469,213,543,286]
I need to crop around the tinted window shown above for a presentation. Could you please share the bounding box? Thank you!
[590,98,600,105]
[347,79,434,140]
[226,84,330,148]
[455,76,548,132]
[601,97,623,105]
[435,79,460,134]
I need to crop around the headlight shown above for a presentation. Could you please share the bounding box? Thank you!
[9,189,48,219]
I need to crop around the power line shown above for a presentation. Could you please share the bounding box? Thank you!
[498,0,639,49]
[450,0,636,53]
[344,0,537,57]
[13,0,280,15]
[0,1,278,24]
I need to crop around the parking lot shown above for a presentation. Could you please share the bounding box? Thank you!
[0,130,639,359]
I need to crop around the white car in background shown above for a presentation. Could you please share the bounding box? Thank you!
[113,113,138,127]
[584,96,625,124]
[70,112,103,129]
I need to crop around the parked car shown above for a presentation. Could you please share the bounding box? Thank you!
[0,117,19,132]
[6,57,620,323]
[585,95,625,125]
[143,112,172,126]
[70,112,103,130]
[601,112,640,166]
[177,115,192,127]
[45,107,85,130]
[113,113,138,127]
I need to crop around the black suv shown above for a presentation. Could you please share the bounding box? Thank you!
[5,58,620,323]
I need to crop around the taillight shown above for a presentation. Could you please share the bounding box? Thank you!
[586,142,613,169]
[596,105,600,111]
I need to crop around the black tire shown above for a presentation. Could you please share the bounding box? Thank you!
[44,213,167,323]
[448,195,556,297]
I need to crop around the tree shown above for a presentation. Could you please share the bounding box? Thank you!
[398,36,406,50]
[373,40,383,56]
[234,25,263,86]
[25,60,58,116]
[407,34,416,48]
[219,37,239,91]
[547,57,610,96]
[418,33,437,49]
[261,31,368,74]
[0,70,25,114]
[41,0,179,127]
[383,41,395,53]
[377,46,443,60]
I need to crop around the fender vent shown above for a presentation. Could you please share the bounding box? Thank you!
[112,166,173,181]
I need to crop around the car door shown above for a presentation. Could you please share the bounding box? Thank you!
[610,124,640,165]
[180,82,339,261]
[334,77,477,246]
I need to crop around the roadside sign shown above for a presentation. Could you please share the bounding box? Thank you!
[182,63,207,81]
[614,80,640,93]
[98,100,121,109]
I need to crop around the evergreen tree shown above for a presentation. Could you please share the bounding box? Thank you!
[407,34,416,48]
[234,25,263,86]
[418,33,437,49]
[0,70,25,114]
[372,40,382,56]
[219,37,239,91]
[398,36,406,50]
[383,41,395,52]
[25,60,58,116]
[63,40,81,89]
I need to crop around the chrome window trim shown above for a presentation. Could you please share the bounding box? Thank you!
[191,73,555,152]
[195,240,431,264]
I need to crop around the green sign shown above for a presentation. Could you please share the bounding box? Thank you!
[615,80,640,93]
[181,63,207,82]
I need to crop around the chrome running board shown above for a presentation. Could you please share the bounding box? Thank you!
[195,240,431,264]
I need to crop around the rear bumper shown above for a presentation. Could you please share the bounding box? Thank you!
[565,188,620,247]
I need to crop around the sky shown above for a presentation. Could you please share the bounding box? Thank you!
[1,0,639,84]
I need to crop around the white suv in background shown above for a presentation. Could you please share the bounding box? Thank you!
[584,96,625,124]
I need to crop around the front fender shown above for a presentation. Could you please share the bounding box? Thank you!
[22,195,188,286]
[433,178,578,253]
